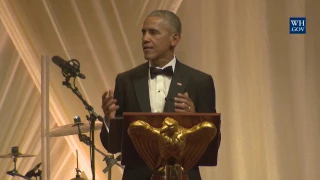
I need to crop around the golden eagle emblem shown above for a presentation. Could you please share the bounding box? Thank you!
[127,117,217,172]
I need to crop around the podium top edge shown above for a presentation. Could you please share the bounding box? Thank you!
[123,112,221,116]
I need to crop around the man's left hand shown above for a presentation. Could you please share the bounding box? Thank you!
[174,92,195,113]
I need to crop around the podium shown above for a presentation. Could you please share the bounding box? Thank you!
[108,112,221,179]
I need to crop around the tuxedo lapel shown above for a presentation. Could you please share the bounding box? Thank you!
[132,63,151,112]
[163,60,189,112]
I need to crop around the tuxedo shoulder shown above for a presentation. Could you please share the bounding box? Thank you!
[180,63,212,79]
[117,63,147,77]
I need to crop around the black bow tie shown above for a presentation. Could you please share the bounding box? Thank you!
[150,66,173,79]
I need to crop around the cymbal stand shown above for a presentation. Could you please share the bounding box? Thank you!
[62,74,104,180]
[6,156,31,180]
[25,162,42,180]
[72,150,83,179]
[75,116,123,180]
[32,170,42,180]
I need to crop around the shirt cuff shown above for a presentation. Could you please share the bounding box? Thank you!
[103,116,110,133]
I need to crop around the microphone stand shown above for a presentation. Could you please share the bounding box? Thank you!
[62,76,103,180]
[56,59,122,180]
[102,154,123,180]
[74,117,124,180]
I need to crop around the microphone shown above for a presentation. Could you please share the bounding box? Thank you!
[52,56,86,79]
[25,162,42,178]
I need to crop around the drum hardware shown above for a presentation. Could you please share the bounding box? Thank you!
[4,146,35,180]
[74,116,124,180]
[49,121,103,137]
[70,150,86,180]
[25,163,42,180]
[0,147,36,159]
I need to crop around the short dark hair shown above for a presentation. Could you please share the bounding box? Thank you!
[147,10,182,34]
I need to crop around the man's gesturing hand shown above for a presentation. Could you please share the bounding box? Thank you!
[174,92,195,113]
[102,89,119,120]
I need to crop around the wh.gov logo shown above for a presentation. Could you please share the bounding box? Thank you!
[290,17,306,34]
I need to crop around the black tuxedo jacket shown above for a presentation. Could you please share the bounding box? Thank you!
[100,60,220,180]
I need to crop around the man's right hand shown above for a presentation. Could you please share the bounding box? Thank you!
[102,90,119,121]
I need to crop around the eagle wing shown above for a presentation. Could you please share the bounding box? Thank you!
[182,122,217,171]
[127,120,161,170]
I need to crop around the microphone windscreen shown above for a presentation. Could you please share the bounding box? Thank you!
[52,56,67,69]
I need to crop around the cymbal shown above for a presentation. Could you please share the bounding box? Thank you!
[49,122,103,137]
[0,152,36,158]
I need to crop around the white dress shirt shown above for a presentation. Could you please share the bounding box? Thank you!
[148,56,176,113]
[105,56,177,131]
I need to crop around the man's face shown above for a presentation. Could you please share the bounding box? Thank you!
[141,16,177,62]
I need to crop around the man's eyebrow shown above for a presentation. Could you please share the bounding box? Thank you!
[149,28,159,32]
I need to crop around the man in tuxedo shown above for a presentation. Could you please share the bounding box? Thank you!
[100,10,219,180]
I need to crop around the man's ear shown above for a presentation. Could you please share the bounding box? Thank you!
[171,33,181,46]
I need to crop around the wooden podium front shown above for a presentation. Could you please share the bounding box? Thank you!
[108,112,221,167]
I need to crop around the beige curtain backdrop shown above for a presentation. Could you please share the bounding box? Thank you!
[0,0,319,180]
